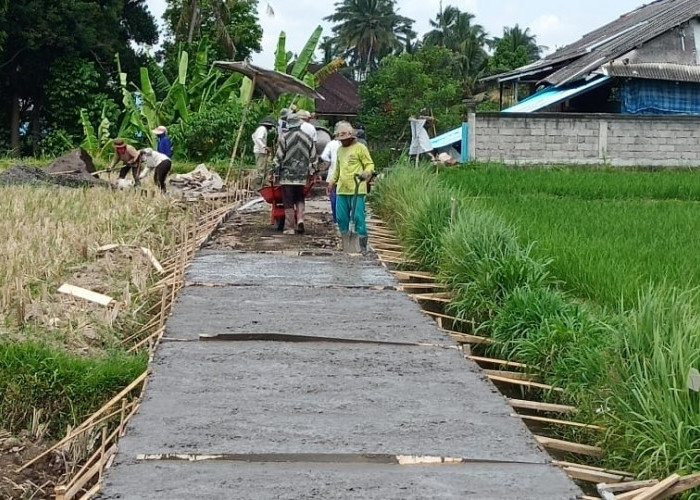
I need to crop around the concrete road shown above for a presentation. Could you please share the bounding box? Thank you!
[102,212,580,499]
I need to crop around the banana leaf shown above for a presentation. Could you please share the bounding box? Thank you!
[274,32,287,72]
[291,25,323,80]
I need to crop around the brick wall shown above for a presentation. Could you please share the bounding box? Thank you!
[473,113,700,167]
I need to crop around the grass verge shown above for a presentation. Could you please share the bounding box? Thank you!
[371,162,700,485]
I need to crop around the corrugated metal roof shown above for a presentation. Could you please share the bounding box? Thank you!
[604,62,700,81]
[488,0,700,87]
[430,126,464,149]
[502,76,611,113]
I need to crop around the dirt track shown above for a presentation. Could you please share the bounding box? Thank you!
[100,194,580,499]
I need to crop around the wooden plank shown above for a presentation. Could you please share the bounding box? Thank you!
[630,474,679,500]
[483,369,538,382]
[141,247,165,274]
[58,284,114,306]
[551,461,633,479]
[96,243,121,253]
[411,293,453,304]
[488,374,564,393]
[468,356,530,370]
[562,465,630,484]
[534,435,603,457]
[508,399,578,414]
[443,330,492,345]
[398,283,446,291]
[513,414,603,431]
[657,473,700,499]
[598,480,658,494]
[392,270,436,281]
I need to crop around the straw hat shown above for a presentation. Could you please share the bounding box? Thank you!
[297,109,311,120]
[114,138,126,148]
[286,113,302,128]
[335,121,356,140]
[152,126,167,135]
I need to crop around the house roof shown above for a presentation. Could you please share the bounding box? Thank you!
[604,61,700,82]
[213,61,324,102]
[310,64,361,116]
[488,0,700,87]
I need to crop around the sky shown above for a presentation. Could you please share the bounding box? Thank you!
[145,0,648,66]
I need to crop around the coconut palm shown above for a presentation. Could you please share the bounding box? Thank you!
[423,5,489,95]
[490,24,545,62]
[324,0,415,78]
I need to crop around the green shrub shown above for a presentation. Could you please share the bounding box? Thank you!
[0,342,147,437]
[398,186,454,272]
[438,206,551,322]
[605,286,700,478]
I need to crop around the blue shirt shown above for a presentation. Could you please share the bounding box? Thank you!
[157,135,173,158]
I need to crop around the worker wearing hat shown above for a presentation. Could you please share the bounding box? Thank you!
[327,122,375,252]
[252,117,275,181]
[139,148,172,193]
[274,113,316,234]
[152,126,173,158]
[297,109,317,143]
[109,138,141,188]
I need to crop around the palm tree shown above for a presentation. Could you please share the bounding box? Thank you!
[324,0,415,79]
[490,25,544,62]
[423,5,488,95]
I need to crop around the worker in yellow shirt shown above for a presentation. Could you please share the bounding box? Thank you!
[327,121,374,253]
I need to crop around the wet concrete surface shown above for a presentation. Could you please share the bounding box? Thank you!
[166,286,449,344]
[112,342,545,461]
[102,204,581,499]
[103,461,579,500]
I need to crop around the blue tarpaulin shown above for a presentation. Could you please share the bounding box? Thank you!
[621,79,700,115]
[503,76,611,113]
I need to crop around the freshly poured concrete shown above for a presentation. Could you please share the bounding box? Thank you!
[102,242,581,499]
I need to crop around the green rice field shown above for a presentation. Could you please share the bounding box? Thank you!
[441,166,700,309]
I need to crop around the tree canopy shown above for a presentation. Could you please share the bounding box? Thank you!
[488,24,543,74]
[0,0,158,155]
[162,0,263,62]
[324,0,415,79]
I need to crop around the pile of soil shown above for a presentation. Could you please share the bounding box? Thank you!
[0,432,62,499]
[0,149,110,188]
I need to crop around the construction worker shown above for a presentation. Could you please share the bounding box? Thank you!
[252,117,275,182]
[152,126,173,158]
[297,110,318,143]
[139,148,172,193]
[327,122,374,253]
[110,138,141,188]
[274,113,316,235]
[320,126,341,224]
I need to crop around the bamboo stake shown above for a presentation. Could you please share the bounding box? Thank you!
[512,414,604,431]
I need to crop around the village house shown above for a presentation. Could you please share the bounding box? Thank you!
[488,0,700,114]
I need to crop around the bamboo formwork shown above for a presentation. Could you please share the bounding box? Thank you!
[29,184,256,500]
[365,216,699,499]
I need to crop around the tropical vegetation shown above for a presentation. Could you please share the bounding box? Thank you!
[371,162,700,486]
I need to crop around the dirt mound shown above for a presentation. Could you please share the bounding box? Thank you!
[0,149,110,188]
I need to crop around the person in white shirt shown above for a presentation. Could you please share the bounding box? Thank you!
[252,118,275,175]
[297,110,318,143]
[139,148,172,193]
[321,132,341,224]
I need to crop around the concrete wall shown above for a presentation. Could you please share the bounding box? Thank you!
[473,113,700,167]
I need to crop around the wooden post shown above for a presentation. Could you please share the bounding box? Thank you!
[227,73,258,187]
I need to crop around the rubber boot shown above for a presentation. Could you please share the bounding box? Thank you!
[341,233,350,251]
[283,208,296,235]
[359,236,368,254]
